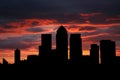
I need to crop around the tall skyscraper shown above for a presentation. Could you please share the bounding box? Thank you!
[90,44,99,64]
[56,26,68,64]
[100,40,116,64]
[15,48,20,64]
[39,34,52,64]
[70,34,82,64]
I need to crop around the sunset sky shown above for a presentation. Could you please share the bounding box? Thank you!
[0,0,120,64]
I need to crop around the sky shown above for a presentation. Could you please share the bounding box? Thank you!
[0,0,120,64]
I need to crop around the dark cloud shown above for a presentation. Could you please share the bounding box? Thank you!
[0,19,23,29]
[0,29,8,33]
[82,26,120,43]
[26,27,46,33]
[67,25,97,32]
[106,26,120,35]
[0,13,119,27]
[0,34,41,49]
[67,25,79,29]
[2,25,17,29]
[82,29,104,37]
[0,0,119,19]
[0,28,15,33]
[0,19,22,23]
[88,15,106,24]
[86,34,120,43]
[83,26,120,37]
[79,26,97,31]
[31,21,40,26]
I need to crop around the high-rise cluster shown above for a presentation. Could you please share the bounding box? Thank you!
[2,26,119,65]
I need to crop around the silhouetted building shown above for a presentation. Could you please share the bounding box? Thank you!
[38,46,41,56]
[56,26,68,64]
[3,58,8,65]
[39,34,52,64]
[116,56,120,64]
[90,44,99,64]
[49,49,58,64]
[15,48,20,64]
[100,40,116,64]
[27,55,39,64]
[40,34,52,56]
[82,56,91,65]
[70,34,82,64]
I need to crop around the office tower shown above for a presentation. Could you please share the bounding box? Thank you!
[70,34,82,64]
[50,49,57,64]
[90,44,99,64]
[41,34,52,55]
[100,40,116,64]
[56,26,68,64]
[27,55,39,64]
[82,55,91,65]
[116,56,120,64]
[39,34,52,64]
[15,48,20,64]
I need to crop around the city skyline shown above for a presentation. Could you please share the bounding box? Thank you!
[0,25,119,64]
[0,0,120,64]
[0,26,119,65]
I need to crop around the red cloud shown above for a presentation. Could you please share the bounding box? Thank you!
[80,12,102,17]
[106,17,120,21]
[8,19,57,28]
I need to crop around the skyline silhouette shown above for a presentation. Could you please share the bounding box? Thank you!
[0,0,119,65]
[1,25,120,65]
